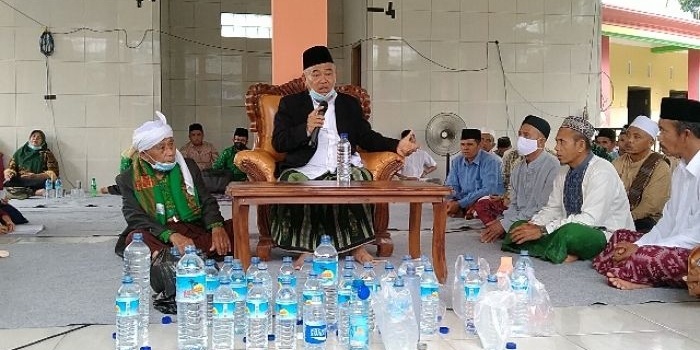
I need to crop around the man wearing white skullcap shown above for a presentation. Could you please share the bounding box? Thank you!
[480,128,496,153]
[114,111,235,258]
[612,116,671,233]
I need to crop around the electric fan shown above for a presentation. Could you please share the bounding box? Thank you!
[425,112,466,179]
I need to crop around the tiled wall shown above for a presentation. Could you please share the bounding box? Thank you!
[364,0,601,179]
[160,0,272,153]
[0,0,161,189]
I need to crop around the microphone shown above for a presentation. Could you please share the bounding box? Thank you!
[308,101,328,147]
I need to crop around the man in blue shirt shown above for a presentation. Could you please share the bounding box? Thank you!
[446,128,504,219]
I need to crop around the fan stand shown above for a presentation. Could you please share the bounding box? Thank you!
[445,153,451,181]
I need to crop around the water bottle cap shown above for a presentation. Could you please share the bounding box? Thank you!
[487,274,497,283]
[384,261,394,269]
[403,255,411,261]
[506,342,517,349]
[258,262,268,270]
[132,233,143,242]
[439,326,449,334]
[393,276,404,287]
[363,262,373,268]
[340,133,348,139]
[345,256,355,261]
[140,347,151,350]
[320,235,331,243]
[297,319,303,325]
[111,332,116,339]
[205,259,215,266]
[268,334,275,341]
[184,245,196,254]
[424,264,433,272]
[161,315,172,324]
[283,256,293,263]
[251,256,260,264]
[520,250,529,256]
[464,255,474,261]
[469,265,479,271]
[224,256,233,263]
[121,275,133,284]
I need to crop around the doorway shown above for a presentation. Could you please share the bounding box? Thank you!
[627,87,651,125]
[351,44,362,87]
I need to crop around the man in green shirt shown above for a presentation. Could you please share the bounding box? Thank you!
[212,127,249,181]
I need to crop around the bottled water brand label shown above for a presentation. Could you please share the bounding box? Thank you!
[115,297,139,316]
[313,261,338,286]
[231,283,247,301]
[213,301,234,318]
[464,285,480,301]
[278,275,297,289]
[304,322,327,344]
[176,274,206,301]
[512,282,528,292]
[338,292,351,304]
[206,278,220,294]
[276,300,298,319]
[420,285,439,300]
[303,291,323,305]
[349,314,369,347]
[246,300,269,317]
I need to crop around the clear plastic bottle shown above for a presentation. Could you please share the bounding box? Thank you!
[479,274,499,298]
[257,262,274,334]
[44,178,53,199]
[246,256,261,289]
[337,269,355,346]
[298,255,314,323]
[276,276,298,350]
[515,250,534,272]
[204,259,220,328]
[342,256,357,278]
[279,256,297,290]
[219,256,234,282]
[404,265,422,322]
[464,266,481,338]
[170,246,181,260]
[336,133,351,186]
[247,279,270,350]
[123,232,151,346]
[419,264,439,337]
[397,255,414,277]
[115,275,140,350]
[386,277,418,350]
[348,279,370,350]
[303,272,327,350]
[212,276,235,350]
[359,262,377,332]
[54,177,63,198]
[176,245,207,350]
[230,261,248,336]
[510,264,530,336]
[313,235,339,331]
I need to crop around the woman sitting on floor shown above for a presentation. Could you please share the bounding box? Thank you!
[3,130,59,199]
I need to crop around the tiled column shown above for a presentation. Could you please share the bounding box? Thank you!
[271,0,327,84]
[689,49,700,100]
[601,35,611,122]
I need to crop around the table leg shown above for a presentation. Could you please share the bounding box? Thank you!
[432,201,447,284]
[408,202,422,259]
[233,199,251,270]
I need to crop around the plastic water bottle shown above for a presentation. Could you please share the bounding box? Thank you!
[257,262,274,334]
[380,261,398,290]
[219,256,234,282]
[419,264,439,337]
[313,235,339,330]
[54,177,63,198]
[348,279,370,350]
[337,269,354,346]
[276,276,298,350]
[386,277,417,350]
[246,256,261,289]
[404,265,422,322]
[478,257,491,283]
[176,245,207,350]
[205,259,220,328]
[279,256,297,290]
[515,250,534,272]
[230,261,248,336]
[464,266,481,338]
[337,133,351,185]
[123,233,151,346]
[342,256,357,277]
[359,262,377,332]
[510,264,530,335]
[397,255,414,277]
[212,276,235,350]
[303,272,327,350]
[170,246,181,260]
[246,278,270,350]
[115,275,140,350]
[44,178,53,199]
[298,255,314,322]
[90,177,97,197]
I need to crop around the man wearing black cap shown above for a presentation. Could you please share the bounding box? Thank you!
[503,115,634,264]
[445,128,504,219]
[479,115,559,243]
[212,127,249,182]
[595,128,619,160]
[594,97,700,290]
[180,123,219,170]
[271,45,418,265]
[495,136,511,157]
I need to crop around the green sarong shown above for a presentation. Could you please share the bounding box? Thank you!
[502,221,607,263]
[270,167,375,253]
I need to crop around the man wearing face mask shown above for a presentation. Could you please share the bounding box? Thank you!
[211,127,249,182]
[271,45,418,266]
[502,115,634,263]
[479,115,560,243]
[612,116,671,233]
[114,112,235,258]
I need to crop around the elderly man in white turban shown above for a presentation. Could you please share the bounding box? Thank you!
[115,112,234,257]
[611,116,671,233]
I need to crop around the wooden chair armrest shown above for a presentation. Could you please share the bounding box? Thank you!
[234,150,277,182]
[359,151,404,181]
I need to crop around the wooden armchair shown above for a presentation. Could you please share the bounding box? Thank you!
[235,77,404,260]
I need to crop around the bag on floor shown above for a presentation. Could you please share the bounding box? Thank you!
[151,248,178,314]
[526,269,556,336]
[686,246,700,297]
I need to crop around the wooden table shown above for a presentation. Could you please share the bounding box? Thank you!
[226,180,452,283]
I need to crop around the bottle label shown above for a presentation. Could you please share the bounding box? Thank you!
[512,282,528,292]
[278,275,297,289]
[176,273,206,301]
[313,261,338,286]
[206,278,219,295]
[464,284,480,301]
[420,285,439,300]
[337,290,351,305]
[276,300,298,319]
[304,322,327,344]
[349,314,369,347]
[213,301,235,318]
[115,297,139,316]
[246,300,269,317]
[303,290,324,305]
[231,283,247,301]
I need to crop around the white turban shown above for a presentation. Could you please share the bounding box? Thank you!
[629,115,659,139]
[480,128,495,136]
[132,111,195,195]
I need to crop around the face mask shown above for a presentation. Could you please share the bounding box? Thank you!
[516,136,540,156]
[233,142,246,151]
[145,152,177,172]
[309,88,337,103]
[28,143,42,151]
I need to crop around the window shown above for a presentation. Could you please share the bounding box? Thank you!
[221,13,272,39]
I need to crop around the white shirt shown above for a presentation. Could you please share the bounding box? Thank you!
[293,96,362,179]
[399,149,437,178]
[531,155,635,235]
[636,150,700,249]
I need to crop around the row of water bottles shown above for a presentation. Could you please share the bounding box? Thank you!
[44,177,98,199]
[116,233,151,350]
